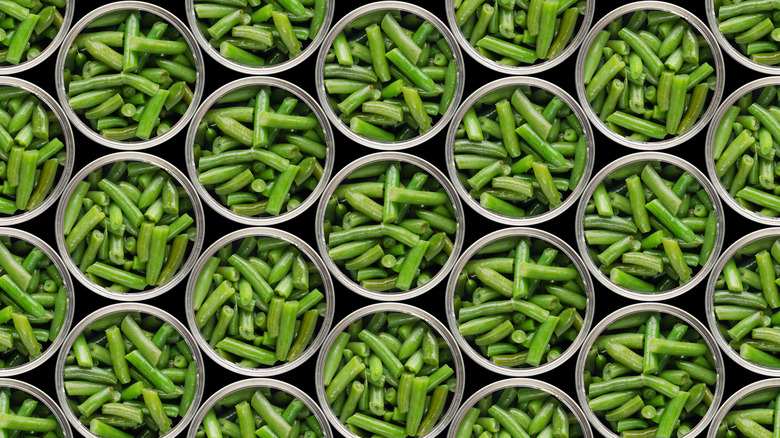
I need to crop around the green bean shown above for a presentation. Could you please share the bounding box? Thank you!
[325,160,458,293]
[203,383,323,438]
[715,2,780,64]
[454,0,584,67]
[583,160,718,293]
[585,10,717,142]
[0,386,64,436]
[63,311,198,436]
[453,83,587,219]
[193,232,325,369]
[585,309,719,437]
[61,159,197,293]
[196,84,326,218]
[0,235,69,368]
[324,310,456,436]
[0,88,67,216]
[711,87,780,219]
[66,11,198,142]
[455,234,587,370]
[711,235,780,369]
[322,11,458,143]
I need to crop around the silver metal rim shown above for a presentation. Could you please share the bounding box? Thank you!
[574,151,726,301]
[444,76,596,225]
[706,378,780,438]
[0,0,74,75]
[314,151,465,301]
[0,77,75,226]
[184,227,335,377]
[55,303,206,438]
[705,228,780,376]
[574,1,725,150]
[444,0,595,75]
[0,228,74,377]
[186,378,333,438]
[704,0,780,75]
[575,303,725,438]
[54,1,205,150]
[444,227,595,376]
[314,1,466,150]
[447,378,593,438]
[0,379,73,438]
[705,77,780,225]
[54,152,206,301]
[184,0,333,74]
[315,303,465,438]
[184,76,335,226]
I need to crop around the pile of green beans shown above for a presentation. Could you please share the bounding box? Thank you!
[63,10,197,142]
[452,84,588,218]
[582,10,717,141]
[711,84,780,218]
[0,0,66,66]
[192,235,327,369]
[193,84,328,218]
[61,160,197,293]
[0,236,67,368]
[712,385,780,438]
[192,0,327,68]
[62,312,198,438]
[197,386,325,438]
[714,0,780,66]
[584,311,719,438]
[0,387,66,436]
[322,160,459,293]
[582,160,718,293]
[452,0,586,67]
[454,386,586,438]
[321,311,457,438]
[0,86,67,216]
[711,236,780,370]
[452,236,588,369]
[322,10,459,142]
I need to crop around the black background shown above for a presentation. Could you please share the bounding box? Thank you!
[10,0,775,436]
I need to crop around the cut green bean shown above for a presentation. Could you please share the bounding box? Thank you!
[323,310,456,436]
[585,9,718,142]
[61,159,197,293]
[583,160,718,293]
[66,11,198,142]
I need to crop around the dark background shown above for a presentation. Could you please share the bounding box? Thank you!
[11,0,774,436]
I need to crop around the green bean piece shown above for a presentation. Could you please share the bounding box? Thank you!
[585,310,719,437]
[713,235,780,369]
[453,83,588,219]
[0,235,69,368]
[0,87,66,216]
[323,10,459,143]
[453,0,585,66]
[0,0,66,67]
[0,386,65,436]
[197,84,327,218]
[61,159,197,293]
[323,310,456,436]
[63,311,198,437]
[201,384,324,438]
[715,2,780,64]
[712,87,780,220]
[66,11,198,142]
[457,234,588,369]
[584,160,718,292]
[326,161,459,293]
[193,233,325,369]
[585,8,717,142]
